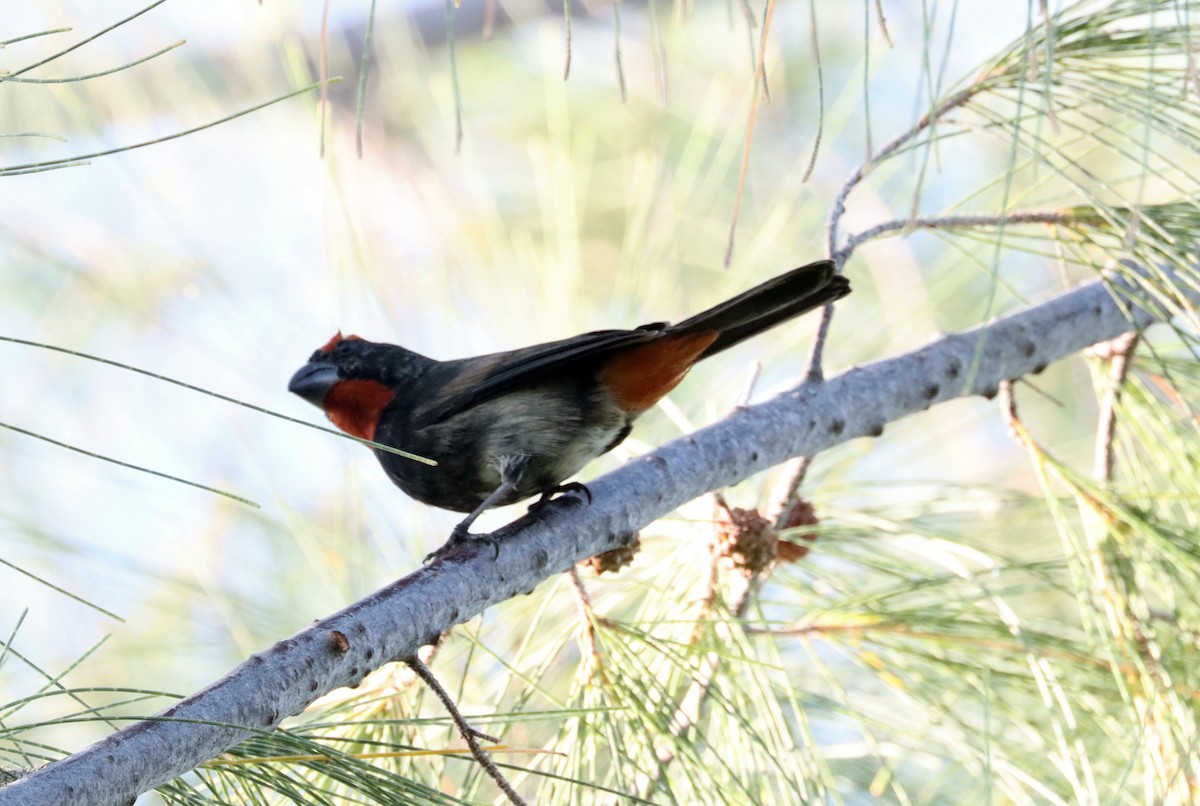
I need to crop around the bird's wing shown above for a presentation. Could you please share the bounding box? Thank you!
[414,326,664,426]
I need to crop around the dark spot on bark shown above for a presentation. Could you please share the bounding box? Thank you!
[1021,341,1036,357]
[355,622,368,634]
[364,648,375,660]
[265,710,278,726]
[329,630,350,654]
[946,362,961,379]
[923,383,940,399]
[532,549,549,569]
[309,680,319,692]
[750,451,759,462]
[1032,362,1048,375]
[830,419,845,436]
[867,423,884,437]
[981,386,999,400]
[648,455,669,470]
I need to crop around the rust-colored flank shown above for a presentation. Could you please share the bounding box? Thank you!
[599,331,719,413]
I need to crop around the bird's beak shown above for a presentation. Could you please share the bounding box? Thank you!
[288,361,340,408]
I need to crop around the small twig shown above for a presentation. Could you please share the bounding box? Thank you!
[1,0,169,81]
[404,656,525,806]
[998,379,1022,442]
[0,28,71,47]
[801,304,835,383]
[647,569,758,766]
[634,495,760,796]
[0,421,258,508]
[612,0,627,102]
[647,0,669,104]
[694,495,728,637]
[799,0,823,183]
[835,210,1074,267]
[0,132,68,141]
[0,80,340,176]
[567,567,604,678]
[630,375,788,797]
[808,206,1067,382]
[0,40,184,84]
[319,0,331,157]
[1037,0,1060,135]
[1004,354,1176,786]
[0,336,429,462]
[812,84,981,377]
[445,0,463,153]
[873,0,893,48]
[736,0,763,98]
[724,0,778,267]
[561,0,572,78]
[355,0,378,158]
[207,746,554,764]
[826,85,980,262]
[770,455,812,529]
[746,622,1130,672]
[392,643,439,690]
[1091,332,1140,483]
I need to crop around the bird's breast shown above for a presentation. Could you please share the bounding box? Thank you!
[372,380,632,512]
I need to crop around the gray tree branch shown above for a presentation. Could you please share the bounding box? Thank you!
[0,266,1183,805]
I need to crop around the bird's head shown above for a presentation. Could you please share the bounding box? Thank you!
[288,332,417,441]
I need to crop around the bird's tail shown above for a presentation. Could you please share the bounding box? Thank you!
[670,259,850,359]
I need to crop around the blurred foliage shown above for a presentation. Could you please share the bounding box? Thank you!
[2,1,1200,804]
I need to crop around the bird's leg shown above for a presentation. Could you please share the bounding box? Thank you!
[451,480,517,541]
[425,458,528,563]
[528,481,593,513]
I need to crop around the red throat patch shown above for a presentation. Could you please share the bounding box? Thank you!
[322,379,396,442]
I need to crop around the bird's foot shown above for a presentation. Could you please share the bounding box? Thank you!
[528,482,593,514]
[424,522,502,564]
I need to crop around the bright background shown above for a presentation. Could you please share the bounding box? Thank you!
[1,0,1125,798]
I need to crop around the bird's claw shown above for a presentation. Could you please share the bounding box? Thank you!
[425,483,593,563]
[528,482,593,514]
[424,524,502,564]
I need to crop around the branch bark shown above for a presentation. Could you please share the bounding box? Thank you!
[0,267,1181,805]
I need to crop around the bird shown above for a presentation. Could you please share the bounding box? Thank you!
[288,260,850,558]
